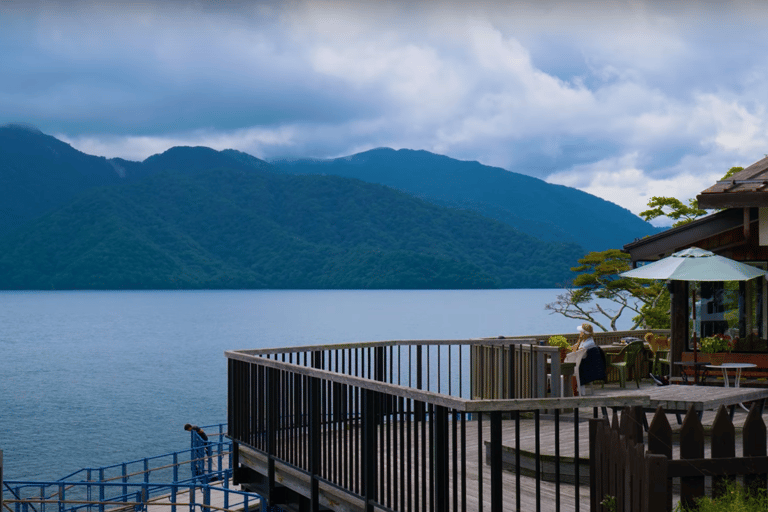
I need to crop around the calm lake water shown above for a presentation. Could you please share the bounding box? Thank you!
[1,289,631,481]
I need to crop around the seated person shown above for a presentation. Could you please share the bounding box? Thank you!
[572,323,606,390]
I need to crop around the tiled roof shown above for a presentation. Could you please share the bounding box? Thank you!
[698,157,768,208]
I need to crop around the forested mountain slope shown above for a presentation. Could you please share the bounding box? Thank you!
[271,148,659,252]
[0,168,583,289]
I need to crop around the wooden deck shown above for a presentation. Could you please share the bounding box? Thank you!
[238,419,592,512]
[232,380,768,512]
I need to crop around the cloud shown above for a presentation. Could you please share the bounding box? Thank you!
[546,149,751,226]
[4,1,768,217]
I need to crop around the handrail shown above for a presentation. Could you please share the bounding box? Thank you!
[56,423,229,483]
[232,337,538,356]
[4,480,263,512]
[226,347,648,411]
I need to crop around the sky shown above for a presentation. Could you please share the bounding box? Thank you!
[2,0,768,226]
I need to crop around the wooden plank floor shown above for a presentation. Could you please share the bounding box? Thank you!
[232,381,768,512]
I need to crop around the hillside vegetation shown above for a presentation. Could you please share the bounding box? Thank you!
[0,168,583,289]
[271,148,659,252]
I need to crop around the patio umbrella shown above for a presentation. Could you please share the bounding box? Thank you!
[620,247,766,381]
[620,247,766,282]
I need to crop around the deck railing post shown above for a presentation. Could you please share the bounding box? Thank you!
[490,411,502,512]
[416,345,423,391]
[310,374,321,512]
[362,388,377,512]
[1,450,3,512]
[434,405,449,511]
[589,418,601,512]
[266,365,278,507]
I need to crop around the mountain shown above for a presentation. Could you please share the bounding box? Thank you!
[0,123,123,236]
[270,148,659,252]
[0,124,272,237]
[0,167,584,289]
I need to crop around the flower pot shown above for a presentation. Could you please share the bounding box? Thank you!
[708,353,727,366]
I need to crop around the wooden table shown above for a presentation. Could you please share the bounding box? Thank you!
[605,384,768,425]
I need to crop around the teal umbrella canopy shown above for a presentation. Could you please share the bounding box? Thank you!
[620,247,766,282]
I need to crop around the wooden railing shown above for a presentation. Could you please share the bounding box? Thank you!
[494,329,670,347]
[590,404,768,512]
[475,330,672,391]
[471,340,560,399]
[226,339,649,512]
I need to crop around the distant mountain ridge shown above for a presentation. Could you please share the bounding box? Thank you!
[0,124,654,289]
[271,148,659,252]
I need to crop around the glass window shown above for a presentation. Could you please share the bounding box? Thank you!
[689,262,768,352]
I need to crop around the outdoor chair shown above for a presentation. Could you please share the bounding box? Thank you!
[608,340,645,388]
[653,349,670,376]
[564,348,589,395]
[646,334,671,377]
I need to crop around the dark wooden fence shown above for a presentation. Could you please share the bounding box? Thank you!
[590,404,768,511]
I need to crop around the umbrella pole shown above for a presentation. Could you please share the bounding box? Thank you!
[692,286,698,384]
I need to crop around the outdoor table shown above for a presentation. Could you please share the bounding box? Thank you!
[674,361,710,384]
[705,362,756,388]
[604,384,768,427]
[706,362,757,411]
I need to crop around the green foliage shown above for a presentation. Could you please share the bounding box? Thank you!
[700,334,735,353]
[640,196,707,227]
[546,249,670,331]
[638,166,745,228]
[722,166,744,180]
[676,481,768,511]
[0,167,584,290]
[600,495,617,512]
[547,335,570,349]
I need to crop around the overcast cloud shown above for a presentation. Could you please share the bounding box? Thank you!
[2,1,768,225]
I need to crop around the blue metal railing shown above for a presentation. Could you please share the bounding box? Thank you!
[2,423,264,512]
[3,480,262,512]
[55,424,229,486]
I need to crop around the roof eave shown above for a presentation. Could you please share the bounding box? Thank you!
[622,209,744,263]
[697,192,768,209]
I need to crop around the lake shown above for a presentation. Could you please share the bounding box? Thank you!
[0,289,631,481]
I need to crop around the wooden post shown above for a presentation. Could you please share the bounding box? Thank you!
[1,450,3,512]
[670,281,688,378]
[647,407,673,511]
[743,402,767,491]
[591,418,611,512]
[680,406,705,507]
[711,405,735,498]
[643,454,668,512]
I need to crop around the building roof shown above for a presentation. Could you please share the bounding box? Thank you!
[622,208,746,262]
[698,157,768,208]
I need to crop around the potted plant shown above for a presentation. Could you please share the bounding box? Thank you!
[548,335,572,363]
[701,333,734,365]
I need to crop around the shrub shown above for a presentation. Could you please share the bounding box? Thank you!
[547,335,571,350]
[676,481,768,511]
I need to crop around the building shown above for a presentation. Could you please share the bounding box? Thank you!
[623,158,768,372]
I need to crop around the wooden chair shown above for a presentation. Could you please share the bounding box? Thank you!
[608,340,645,388]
